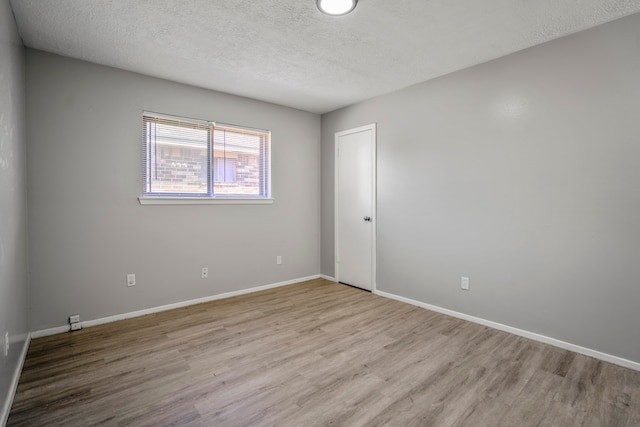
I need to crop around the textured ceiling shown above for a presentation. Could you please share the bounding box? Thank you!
[9,0,640,114]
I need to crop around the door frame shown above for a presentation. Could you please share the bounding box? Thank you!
[334,123,377,292]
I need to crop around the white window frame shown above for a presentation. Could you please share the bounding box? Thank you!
[139,111,273,205]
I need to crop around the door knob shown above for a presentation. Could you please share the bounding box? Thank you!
[363,216,372,222]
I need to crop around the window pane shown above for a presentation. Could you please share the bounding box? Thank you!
[143,113,270,199]
[145,120,209,195]
[213,127,266,196]
[214,158,237,183]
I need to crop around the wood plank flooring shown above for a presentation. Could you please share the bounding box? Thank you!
[8,279,640,426]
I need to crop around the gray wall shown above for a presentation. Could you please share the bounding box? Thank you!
[0,0,28,421]
[26,50,321,331]
[322,13,640,363]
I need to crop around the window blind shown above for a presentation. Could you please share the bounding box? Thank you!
[142,112,270,198]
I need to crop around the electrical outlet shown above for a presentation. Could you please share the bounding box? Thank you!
[69,314,80,324]
[127,273,136,287]
[277,256,282,265]
[71,322,82,331]
[461,276,470,290]
[201,267,208,279]
[4,332,8,357]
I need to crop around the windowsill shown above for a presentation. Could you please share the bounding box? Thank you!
[138,197,275,205]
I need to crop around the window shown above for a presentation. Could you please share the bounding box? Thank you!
[142,112,270,202]
[214,158,237,183]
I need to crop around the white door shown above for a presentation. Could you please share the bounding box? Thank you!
[335,124,376,291]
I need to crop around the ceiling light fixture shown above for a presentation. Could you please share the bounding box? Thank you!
[317,0,358,16]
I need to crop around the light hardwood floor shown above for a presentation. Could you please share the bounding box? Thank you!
[8,279,640,426]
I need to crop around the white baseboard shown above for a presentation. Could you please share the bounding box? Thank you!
[1,333,31,427]
[319,275,336,282]
[32,275,323,338]
[374,289,640,372]
[30,325,70,339]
